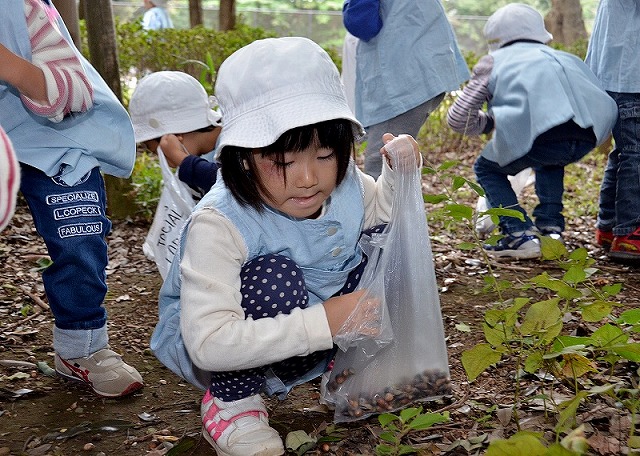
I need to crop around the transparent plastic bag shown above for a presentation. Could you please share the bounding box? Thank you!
[332,228,394,355]
[322,136,451,422]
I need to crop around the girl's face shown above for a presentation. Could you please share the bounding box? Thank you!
[253,145,338,219]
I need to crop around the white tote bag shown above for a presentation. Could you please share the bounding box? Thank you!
[142,148,195,279]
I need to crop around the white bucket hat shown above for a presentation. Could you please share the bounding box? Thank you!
[484,3,553,52]
[129,71,222,143]
[213,37,364,158]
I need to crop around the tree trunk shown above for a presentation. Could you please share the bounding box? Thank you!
[52,0,81,48]
[544,0,587,46]
[189,0,204,27]
[219,0,236,31]
[80,0,137,220]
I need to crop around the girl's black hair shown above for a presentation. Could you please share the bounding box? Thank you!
[219,119,355,212]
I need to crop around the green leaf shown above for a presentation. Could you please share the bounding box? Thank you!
[455,322,471,332]
[602,282,623,296]
[378,432,398,444]
[486,432,547,456]
[581,300,614,322]
[166,436,197,455]
[562,265,587,284]
[591,323,627,348]
[553,335,593,352]
[484,321,512,346]
[285,430,317,455]
[399,407,421,423]
[452,175,467,191]
[540,236,568,260]
[611,343,640,362]
[458,241,478,251]
[407,412,449,430]
[467,180,485,196]
[524,351,544,373]
[444,203,473,221]
[378,413,399,428]
[462,344,503,381]
[618,308,640,325]
[423,193,449,204]
[520,298,563,342]
[375,444,395,455]
[399,445,419,455]
[556,392,588,433]
[438,160,459,171]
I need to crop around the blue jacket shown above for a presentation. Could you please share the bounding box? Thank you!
[343,0,469,127]
[585,0,640,93]
[482,42,618,167]
[0,0,135,186]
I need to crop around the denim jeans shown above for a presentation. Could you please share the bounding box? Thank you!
[597,92,640,236]
[20,164,110,331]
[475,139,595,234]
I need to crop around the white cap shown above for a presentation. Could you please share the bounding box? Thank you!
[213,37,364,158]
[129,71,221,143]
[151,0,168,7]
[484,3,553,52]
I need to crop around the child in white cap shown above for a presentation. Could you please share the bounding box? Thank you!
[142,0,173,30]
[151,36,421,456]
[447,3,617,259]
[0,126,19,232]
[129,71,222,198]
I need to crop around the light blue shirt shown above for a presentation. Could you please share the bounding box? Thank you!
[351,0,470,128]
[585,0,640,93]
[483,43,617,167]
[142,7,174,30]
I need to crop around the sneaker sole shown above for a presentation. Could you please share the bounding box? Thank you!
[56,369,143,398]
[608,250,640,264]
[485,248,541,260]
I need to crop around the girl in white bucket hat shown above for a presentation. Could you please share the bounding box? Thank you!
[152,36,422,456]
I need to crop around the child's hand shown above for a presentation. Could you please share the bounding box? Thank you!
[323,290,381,337]
[158,134,189,168]
[380,133,420,169]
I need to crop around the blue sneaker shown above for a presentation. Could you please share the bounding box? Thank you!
[484,230,541,259]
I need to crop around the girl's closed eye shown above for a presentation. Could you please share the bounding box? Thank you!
[318,150,336,161]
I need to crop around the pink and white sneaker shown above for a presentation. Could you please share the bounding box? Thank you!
[201,390,284,456]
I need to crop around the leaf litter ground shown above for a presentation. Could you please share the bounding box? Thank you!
[1,147,640,456]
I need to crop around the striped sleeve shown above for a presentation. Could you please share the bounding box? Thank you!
[446,54,494,136]
[21,0,93,123]
[0,127,20,232]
